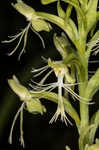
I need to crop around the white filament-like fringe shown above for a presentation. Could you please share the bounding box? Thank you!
[87,39,99,55]
[89,60,99,63]
[49,76,72,125]
[2,21,45,60]
[31,80,93,104]
[8,102,25,147]
[3,23,31,60]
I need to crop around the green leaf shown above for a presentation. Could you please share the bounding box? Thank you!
[86,0,98,33]
[90,24,97,37]
[57,0,66,18]
[41,0,57,5]
[79,125,94,150]
[37,12,76,42]
[89,110,99,144]
[63,0,86,28]
[68,18,78,40]
[84,69,99,100]
[65,4,72,20]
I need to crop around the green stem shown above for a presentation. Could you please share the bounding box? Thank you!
[77,53,89,128]
[78,54,89,150]
[79,83,89,128]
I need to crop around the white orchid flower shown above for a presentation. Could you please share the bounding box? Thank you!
[31,58,90,124]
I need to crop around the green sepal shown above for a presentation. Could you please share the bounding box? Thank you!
[84,69,99,100]
[8,75,32,101]
[11,0,36,20]
[89,110,99,144]
[31,19,52,32]
[26,98,46,115]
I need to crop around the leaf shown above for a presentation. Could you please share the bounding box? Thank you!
[65,4,72,20]
[79,125,94,150]
[86,0,98,33]
[41,0,57,5]
[63,0,86,28]
[68,18,78,40]
[37,12,76,42]
[90,24,97,37]
[57,0,66,18]
[84,69,99,100]
[89,110,99,144]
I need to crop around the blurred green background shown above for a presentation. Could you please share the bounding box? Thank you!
[0,1,99,150]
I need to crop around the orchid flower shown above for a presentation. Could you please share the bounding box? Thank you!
[2,0,52,60]
[31,58,90,124]
[8,75,46,147]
